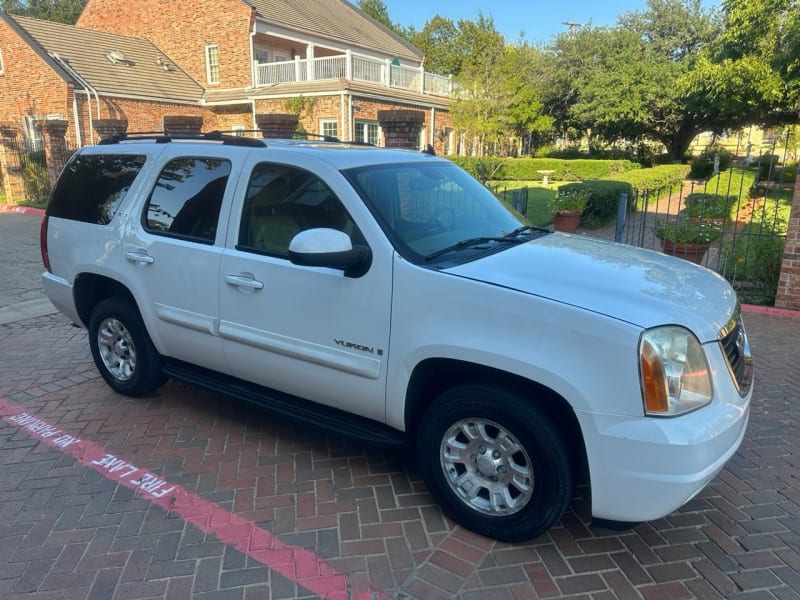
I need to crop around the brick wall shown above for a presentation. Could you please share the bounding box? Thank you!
[0,18,75,138]
[78,0,254,89]
[775,175,800,310]
[253,94,451,151]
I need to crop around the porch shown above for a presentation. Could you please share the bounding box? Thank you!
[254,50,452,97]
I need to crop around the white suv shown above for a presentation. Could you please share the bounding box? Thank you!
[41,133,752,542]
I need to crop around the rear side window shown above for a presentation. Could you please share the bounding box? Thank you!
[143,157,231,244]
[47,154,147,224]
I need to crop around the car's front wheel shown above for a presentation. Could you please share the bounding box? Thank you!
[417,384,573,542]
[88,297,166,397]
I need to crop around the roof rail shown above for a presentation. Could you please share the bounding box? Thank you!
[221,129,341,142]
[97,131,267,147]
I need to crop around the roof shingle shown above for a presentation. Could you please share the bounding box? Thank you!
[11,15,204,103]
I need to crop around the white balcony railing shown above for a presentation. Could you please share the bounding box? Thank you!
[254,51,452,97]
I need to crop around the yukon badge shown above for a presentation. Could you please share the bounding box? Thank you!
[334,339,384,356]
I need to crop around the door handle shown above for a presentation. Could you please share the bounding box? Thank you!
[125,250,155,266]
[225,274,264,290]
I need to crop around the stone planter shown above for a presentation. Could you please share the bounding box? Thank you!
[660,239,710,265]
[552,210,582,233]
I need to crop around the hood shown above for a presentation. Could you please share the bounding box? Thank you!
[446,233,737,342]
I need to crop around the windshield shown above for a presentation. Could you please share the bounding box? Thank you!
[343,161,527,264]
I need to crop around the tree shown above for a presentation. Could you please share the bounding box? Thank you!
[1,0,87,23]
[542,0,724,159]
[410,15,461,75]
[689,0,800,127]
[357,0,410,40]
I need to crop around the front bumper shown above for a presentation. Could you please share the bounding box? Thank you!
[579,347,751,523]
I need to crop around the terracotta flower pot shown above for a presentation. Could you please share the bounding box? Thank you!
[660,239,710,265]
[553,210,582,233]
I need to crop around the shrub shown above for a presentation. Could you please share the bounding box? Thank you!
[445,156,639,182]
[721,221,786,305]
[20,150,50,205]
[689,145,733,179]
[557,180,633,228]
[603,164,690,198]
[654,218,721,244]
[684,193,736,220]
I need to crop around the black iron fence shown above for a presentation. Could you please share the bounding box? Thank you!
[0,135,76,205]
[616,140,793,305]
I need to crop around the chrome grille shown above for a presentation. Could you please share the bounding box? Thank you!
[719,310,753,396]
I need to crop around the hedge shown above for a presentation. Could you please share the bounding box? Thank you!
[445,156,640,183]
[558,164,690,228]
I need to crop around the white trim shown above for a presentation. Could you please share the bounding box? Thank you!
[205,43,220,85]
[0,48,5,75]
[319,118,338,139]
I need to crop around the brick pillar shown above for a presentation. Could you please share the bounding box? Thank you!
[0,123,25,204]
[775,174,800,310]
[163,115,203,135]
[255,113,299,138]
[377,109,425,149]
[40,120,70,191]
[93,118,128,142]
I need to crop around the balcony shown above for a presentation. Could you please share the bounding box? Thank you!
[254,51,452,97]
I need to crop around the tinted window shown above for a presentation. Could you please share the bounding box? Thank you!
[47,154,146,224]
[143,158,231,244]
[238,163,356,256]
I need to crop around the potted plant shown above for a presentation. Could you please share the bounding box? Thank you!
[654,217,721,265]
[683,193,734,226]
[550,189,589,233]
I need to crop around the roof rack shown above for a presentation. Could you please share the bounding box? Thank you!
[95,129,378,148]
[97,131,267,147]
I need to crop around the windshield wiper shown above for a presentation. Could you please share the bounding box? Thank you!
[424,236,524,261]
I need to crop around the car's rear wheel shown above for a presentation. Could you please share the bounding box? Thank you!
[88,297,165,397]
[417,383,573,542]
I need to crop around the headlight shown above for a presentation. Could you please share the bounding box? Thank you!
[639,326,713,417]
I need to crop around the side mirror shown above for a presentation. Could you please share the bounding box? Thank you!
[288,228,372,278]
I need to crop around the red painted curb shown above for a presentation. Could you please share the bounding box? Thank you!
[0,397,380,600]
[0,204,45,216]
[741,304,800,319]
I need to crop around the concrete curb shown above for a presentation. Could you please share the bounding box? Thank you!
[0,204,45,216]
[741,303,800,319]
[0,298,58,326]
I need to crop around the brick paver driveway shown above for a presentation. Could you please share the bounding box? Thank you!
[1,308,798,598]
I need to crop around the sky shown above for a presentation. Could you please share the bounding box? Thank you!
[382,0,722,44]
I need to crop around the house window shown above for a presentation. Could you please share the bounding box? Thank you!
[320,119,338,140]
[0,48,5,75]
[231,124,245,137]
[355,121,379,146]
[205,44,220,84]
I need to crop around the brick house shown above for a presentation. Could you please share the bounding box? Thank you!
[0,0,453,152]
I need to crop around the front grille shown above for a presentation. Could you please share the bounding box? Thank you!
[719,310,753,396]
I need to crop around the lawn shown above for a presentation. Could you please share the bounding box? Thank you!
[489,180,556,227]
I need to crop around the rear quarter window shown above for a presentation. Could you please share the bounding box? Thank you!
[47,154,147,224]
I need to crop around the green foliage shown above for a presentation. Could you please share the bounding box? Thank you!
[19,150,50,205]
[701,0,800,126]
[604,164,691,196]
[2,0,87,23]
[684,192,736,220]
[654,217,722,243]
[705,167,757,203]
[689,145,733,179]
[550,188,589,213]
[557,180,633,228]
[490,184,554,227]
[541,0,724,159]
[446,157,639,182]
[356,0,410,39]
[721,220,786,305]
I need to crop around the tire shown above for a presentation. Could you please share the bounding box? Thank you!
[88,297,166,397]
[416,384,573,543]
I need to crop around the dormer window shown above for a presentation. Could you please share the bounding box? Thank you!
[205,44,220,84]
